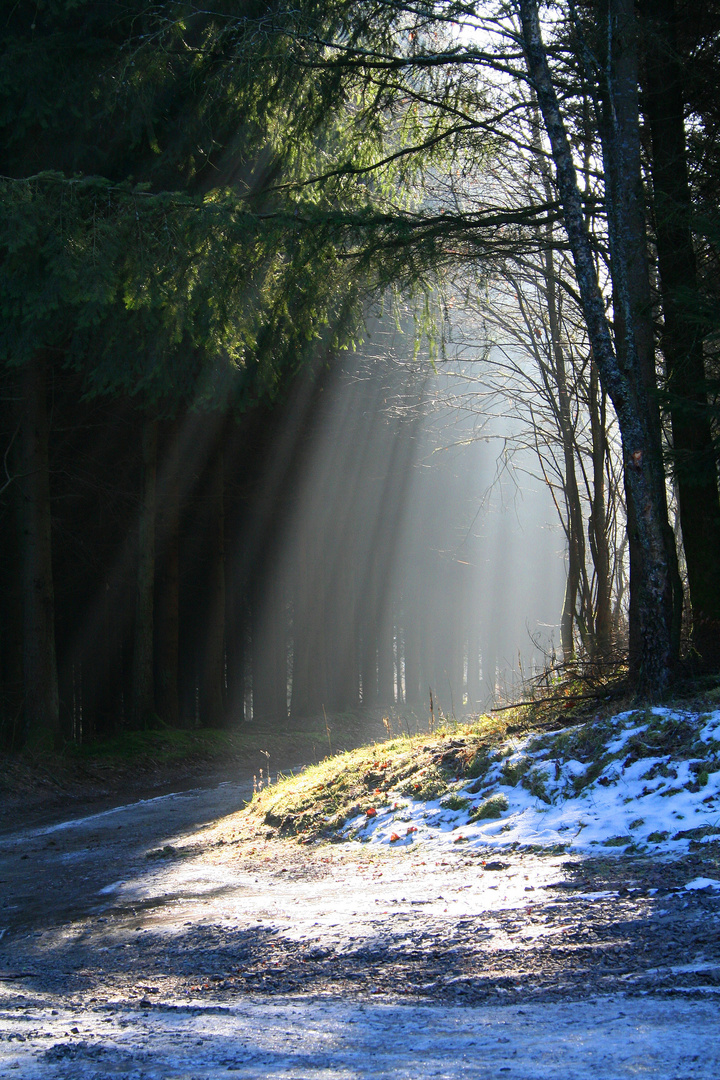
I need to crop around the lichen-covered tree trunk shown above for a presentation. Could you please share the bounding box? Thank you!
[20,352,60,749]
[520,0,680,695]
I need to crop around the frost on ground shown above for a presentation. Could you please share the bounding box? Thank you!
[1,707,720,1078]
[336,708,720,856]
[3,995,720,1079]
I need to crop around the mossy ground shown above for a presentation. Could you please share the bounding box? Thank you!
[248,712,537,841]
[247,686,720,845]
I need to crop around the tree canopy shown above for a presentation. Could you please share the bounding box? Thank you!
[3,0,720,748]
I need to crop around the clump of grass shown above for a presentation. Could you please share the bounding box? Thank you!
[623,713,702,765]
[146,844,180,859]
[603,835,632,847]
[570,760,606,795]
[469,794,509,821]
[522,766,551,803]
[464,745,495,779]
[533,716,616,766]
[401,765,448,801]
[441,793,471,812]
[501,755,533,786]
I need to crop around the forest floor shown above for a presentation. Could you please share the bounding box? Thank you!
[0,710,397,834]
[1,705,720,1078]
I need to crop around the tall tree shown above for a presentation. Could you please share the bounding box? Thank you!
[640,0,720,668]
[518,0,680,692]
[19,352,60,748]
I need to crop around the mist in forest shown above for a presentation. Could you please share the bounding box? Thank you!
[23,320,566,745]
[237,322,566,725]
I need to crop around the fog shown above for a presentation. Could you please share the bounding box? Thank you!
[234,321,566,724]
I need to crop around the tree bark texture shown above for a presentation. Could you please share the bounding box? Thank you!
[20,352,60,748]
[519,0,680,694]
[589,363,613,654]
[642,0,720,668]
[543,245,587,660]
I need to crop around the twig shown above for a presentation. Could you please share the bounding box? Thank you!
[322,705,332,756]
[0,421,21,496]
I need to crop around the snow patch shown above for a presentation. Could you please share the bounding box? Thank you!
[338,707,720,856]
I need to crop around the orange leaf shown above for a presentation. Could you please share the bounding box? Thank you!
[366,807,377,817]
[389,833,401,843]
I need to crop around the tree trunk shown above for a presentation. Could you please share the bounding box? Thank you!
[131,417,157,727]
[642,0,720,669]
[0,415,25,749]
[290,529,321,718]
[251,566,287,725]
[466,626,481,709]
[403,604,421,706]
[589,363,613,654]
[544,246,587,660]
[520,0,680,695]
[19,352,60,749]
[199,444,226,727]
[155,420,180,726]
[377,601,395,706]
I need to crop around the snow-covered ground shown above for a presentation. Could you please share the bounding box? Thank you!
[341,707,720,858]
[2,707,720,1079]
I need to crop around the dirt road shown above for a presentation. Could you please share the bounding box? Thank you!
[1,774,719,1077]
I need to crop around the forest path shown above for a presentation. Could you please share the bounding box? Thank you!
[1,775,720,1077]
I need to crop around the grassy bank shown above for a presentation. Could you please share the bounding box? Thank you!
[247,697,720,857]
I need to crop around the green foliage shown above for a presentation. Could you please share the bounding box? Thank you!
[622,713,703,765]
[521,766,551,803]
[469,794,508,821]
[531,716,616,764]
[465,745,495,779]
[501,755,533,785]
[0,2,387,412]
[441,792,471,811]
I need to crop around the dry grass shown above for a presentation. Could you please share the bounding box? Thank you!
[244,662,720,846]
[247,712,535,842]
